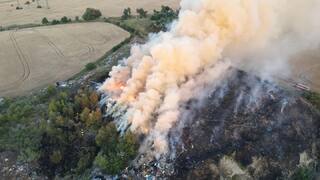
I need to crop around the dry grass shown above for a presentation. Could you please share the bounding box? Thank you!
[289,49,320,92]
[0,22,130,96]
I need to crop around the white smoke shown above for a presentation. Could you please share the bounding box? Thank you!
[100,0,320,158]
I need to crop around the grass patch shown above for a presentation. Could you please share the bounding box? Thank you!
[106,16,153,37]
[303,91,320,110]
[291,166,317,180]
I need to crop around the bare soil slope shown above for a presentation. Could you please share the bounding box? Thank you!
[0,22,130,97]
[0,0,180,26]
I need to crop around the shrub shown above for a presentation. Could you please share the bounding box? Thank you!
[16,6,23,10]
[25,1,30,5]
[46,85,57,96]
[60,16,70,23]
[82,8,102,21]
[122,8,131,19]
[85,63,97,71]
[136,8,147,18]
[42,17,49,24]
[37,5,42,8]
[75,16,80,21]
[51,19,60,25]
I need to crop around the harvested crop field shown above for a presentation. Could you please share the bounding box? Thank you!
[0,0,180,27]
[0,22,130,97]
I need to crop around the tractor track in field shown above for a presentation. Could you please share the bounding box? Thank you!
[33,28,95,59]
[0,30,30,92]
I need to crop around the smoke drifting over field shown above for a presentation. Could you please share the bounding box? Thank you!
[100,0,320,158]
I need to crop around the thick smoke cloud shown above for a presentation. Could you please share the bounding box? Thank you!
[100,0,320,158]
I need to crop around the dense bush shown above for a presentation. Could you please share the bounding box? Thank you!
[1,79,139,178]
[82,8,102,21]
[85,62,97,71]
[51,19,60,25]
[0,99,42,163]
[60,16,71,23]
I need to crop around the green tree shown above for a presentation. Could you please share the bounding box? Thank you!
[60,16,70,23]
[82,8,102,21]
[136,8,147,18]
[151,6,178,31]
[95,123,119,150]
[122,7,132,19]
[94,152,124,174]
[80,107,90,123]
[51,19,60,25]
[42,17,49,24]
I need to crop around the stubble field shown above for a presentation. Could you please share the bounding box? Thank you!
[0,22,130,96]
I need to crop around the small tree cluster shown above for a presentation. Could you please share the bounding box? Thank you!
[121,7,131,20]
[136,8,147,18]
[151,6,178,31]
[42,16,72,25]
[82,8,102,21]
[39,89,102,177]
[60,16,72,23]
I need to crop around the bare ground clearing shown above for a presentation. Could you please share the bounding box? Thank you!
[0,22,130,97]
[0,0,180,27]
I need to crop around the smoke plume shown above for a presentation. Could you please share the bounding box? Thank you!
[100,0,320,158]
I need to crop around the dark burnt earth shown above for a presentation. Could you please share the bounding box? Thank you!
[171,69,320,179]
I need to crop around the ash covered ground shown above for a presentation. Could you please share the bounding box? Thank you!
[126,69,320,179]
